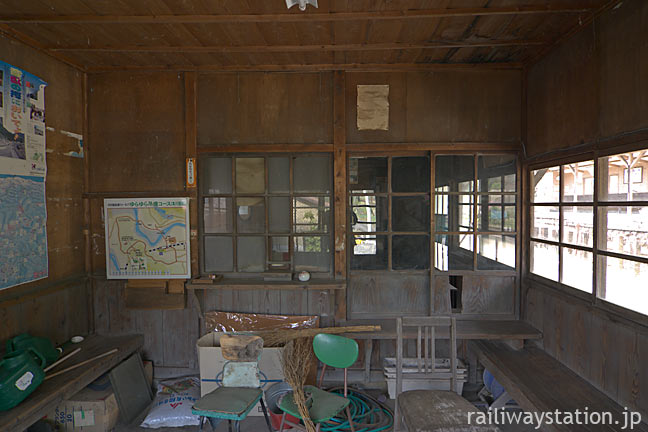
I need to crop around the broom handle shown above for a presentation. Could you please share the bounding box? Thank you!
[43,348,81,373]
[44,348,118,380]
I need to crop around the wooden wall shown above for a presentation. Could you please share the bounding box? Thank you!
[525,281,648,419]
[88,68,521,370]
[346,70,521,145]
[0,36,89,348]
[523,0,648,418]
[526,0,648,157]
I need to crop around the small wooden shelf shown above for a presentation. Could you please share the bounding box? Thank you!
[186,279,346,291]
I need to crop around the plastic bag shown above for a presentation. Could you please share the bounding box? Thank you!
[204,311,319,334]
[140,377,200,428]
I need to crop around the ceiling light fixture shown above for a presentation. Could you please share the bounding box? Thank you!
[285,0,318,11]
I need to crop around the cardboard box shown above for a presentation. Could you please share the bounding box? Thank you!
[47,385,119,431]
[197,332,284,416]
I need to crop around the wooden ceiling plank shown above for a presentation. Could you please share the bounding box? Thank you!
[0,23,85,70]
[85,61,523,73]
[0,4,600,24]
[47,39,546,53]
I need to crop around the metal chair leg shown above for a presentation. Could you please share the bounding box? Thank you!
[199,416,204,431]
[228,420,233,432]
[260,398,273,432]
[235,420,241,432]
[346,405,355,432]
[279,411,287,432]
[393,399,400,432]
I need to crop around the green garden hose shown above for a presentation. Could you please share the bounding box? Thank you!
[319,387,393,432]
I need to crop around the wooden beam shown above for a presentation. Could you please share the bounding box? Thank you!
[184,71,199,278]
[86,62,523,73]
[0,23,85,71]
[197,144,335,154]
[51,40,545,53]
[333,70,346,281]
[0,5,597,24]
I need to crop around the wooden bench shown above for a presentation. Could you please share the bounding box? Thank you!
[470,340,648,432]
[0,333,143,432]
[345,320,542,383]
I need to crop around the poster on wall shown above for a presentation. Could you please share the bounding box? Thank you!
[104,198,191,279]
[0,60,48,290]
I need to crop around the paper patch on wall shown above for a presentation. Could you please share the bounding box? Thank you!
[357,85,389,131]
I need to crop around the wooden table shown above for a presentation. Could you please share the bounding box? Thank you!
[0,333,143,432]
[345,320,542,383]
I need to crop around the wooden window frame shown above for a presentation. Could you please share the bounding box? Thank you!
[199,153,333,278]
[347,151,520,276]
[526,146,648,320]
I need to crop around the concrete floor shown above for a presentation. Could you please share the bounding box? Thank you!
[115,384,537,432]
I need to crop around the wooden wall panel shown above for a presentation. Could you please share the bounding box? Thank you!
[346,71,521,145]
[93,279,200,369]
[88,72,185,192]
[527,28,599,157]
[523,281,648,419]
[197,72,333,146]
[348,273,429,318]
[461,275,515,315]
[526,0,648,157]
[598,0,648,137]
[0,34,89,346]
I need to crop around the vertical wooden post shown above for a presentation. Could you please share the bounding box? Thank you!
[82,71,94,333]
[333,71,347,320]
[185,71,199,278]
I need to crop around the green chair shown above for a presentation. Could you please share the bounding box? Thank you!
[278,334,359,432]
[192,360,273,432]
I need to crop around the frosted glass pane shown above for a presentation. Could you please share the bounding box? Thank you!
[392,157,429,192]
[204,197,232,233]
[294,236,330,272]
[202,158,231,194]
[204,236,233,272]
[269,197,290,233]
[236,197,265,233]
[237,237,265,272]
[236,157,265,193]
[268,157,290,193]
[294,156,330,193]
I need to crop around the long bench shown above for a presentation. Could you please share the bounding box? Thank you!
[0,333,143,432]
[469,340,648,432]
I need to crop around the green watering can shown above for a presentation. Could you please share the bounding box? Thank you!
[6,333,60,367]
[0,348,46,411]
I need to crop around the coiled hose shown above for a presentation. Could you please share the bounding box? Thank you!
[318,387,393,432]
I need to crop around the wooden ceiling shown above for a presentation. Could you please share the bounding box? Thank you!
[0,0,618,72]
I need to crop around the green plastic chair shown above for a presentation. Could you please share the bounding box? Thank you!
[192,360,273,432]
[278,334,359,432]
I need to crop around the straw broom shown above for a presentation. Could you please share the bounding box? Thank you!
[282,337,317,432]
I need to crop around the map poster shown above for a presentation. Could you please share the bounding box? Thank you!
[0,60,47,177]
[0,174,48,290]
[104,198,191,279]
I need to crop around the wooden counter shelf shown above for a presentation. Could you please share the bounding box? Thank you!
[0,333,144,432]
[186,279,346,291]
[344,320,541,384]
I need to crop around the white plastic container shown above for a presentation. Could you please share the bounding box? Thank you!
[383,357,467,399]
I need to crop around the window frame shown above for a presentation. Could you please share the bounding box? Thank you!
[347,151,520,276]
[526,145,648,321]
[198,153,333,277]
